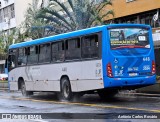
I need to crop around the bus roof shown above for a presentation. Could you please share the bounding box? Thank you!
[9,24,150,49]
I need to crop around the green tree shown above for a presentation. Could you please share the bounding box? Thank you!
[37,0,114,34]
[0,28,21,53]
[23,0,49,39]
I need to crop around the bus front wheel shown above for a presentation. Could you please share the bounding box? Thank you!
[60,77,73,100]
[20,81,33,96]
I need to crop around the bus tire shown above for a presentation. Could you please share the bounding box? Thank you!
[20,81,33,96]
[60,77,73,100]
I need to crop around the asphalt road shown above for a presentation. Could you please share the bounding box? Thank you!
[0,90,160,122]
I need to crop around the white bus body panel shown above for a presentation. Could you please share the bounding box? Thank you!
[10,82,18,90]
[9,60,104,92]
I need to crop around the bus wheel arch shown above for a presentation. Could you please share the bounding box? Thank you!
[60,75,73,100]
[18,77,24,90]
[60,75,70,88]
[18,77,33,96]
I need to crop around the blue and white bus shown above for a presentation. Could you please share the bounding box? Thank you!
[7,24,156,100]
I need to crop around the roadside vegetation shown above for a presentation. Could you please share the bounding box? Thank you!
[0,0,114,54]
[22,0,114,38]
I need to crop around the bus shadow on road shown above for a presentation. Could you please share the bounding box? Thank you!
[29,92,59,101]
[27,91,131,103]
[26,91,156,105]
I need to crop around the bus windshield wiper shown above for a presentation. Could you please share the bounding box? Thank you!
[112,45,146,50]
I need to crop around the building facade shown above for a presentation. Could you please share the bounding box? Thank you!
[0,0,52,73]
[111,0,159,27]
[104,0,160,40]
[0,0,33,32]
[0,0,32,73]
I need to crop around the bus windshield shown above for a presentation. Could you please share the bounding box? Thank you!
[109,28,150,50]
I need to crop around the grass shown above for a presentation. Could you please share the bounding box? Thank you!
[0,80,8,83]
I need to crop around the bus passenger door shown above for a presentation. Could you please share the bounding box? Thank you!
[8,55,16,72]
[8,53,18,90]
[5,59,8,74]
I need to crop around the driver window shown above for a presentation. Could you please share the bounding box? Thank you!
[8,49,17,71]
[18,48,27,66]
[8,55,16,70]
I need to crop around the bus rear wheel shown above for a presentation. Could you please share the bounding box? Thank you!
[20,81,33,96]
[60,77,73,100]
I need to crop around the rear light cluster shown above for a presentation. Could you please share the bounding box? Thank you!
[107,63,113,77]
[152,61,156,74]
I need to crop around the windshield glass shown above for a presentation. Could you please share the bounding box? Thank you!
[109,28,150,50]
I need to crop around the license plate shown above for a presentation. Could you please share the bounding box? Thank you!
[129,73,138,76]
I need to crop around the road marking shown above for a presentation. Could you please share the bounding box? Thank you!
[0,96,160,113]
[29,119,48,122]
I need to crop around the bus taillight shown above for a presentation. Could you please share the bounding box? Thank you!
[152,61,156,74]
[107,63,113,77]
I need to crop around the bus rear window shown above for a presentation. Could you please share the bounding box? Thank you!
[109,28,150,49]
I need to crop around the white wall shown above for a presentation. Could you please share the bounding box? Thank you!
[14,0,32,27]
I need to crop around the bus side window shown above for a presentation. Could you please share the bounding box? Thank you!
[60,41,65,61]
[39,43,51,63]
[52,42,58,62]
[18,48,27,66]
[82,34,99,59]
[65,38,81,60]
[52,41,65,62]
[27,46,39,64]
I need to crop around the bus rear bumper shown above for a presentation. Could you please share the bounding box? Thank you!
[103,75,156,89]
